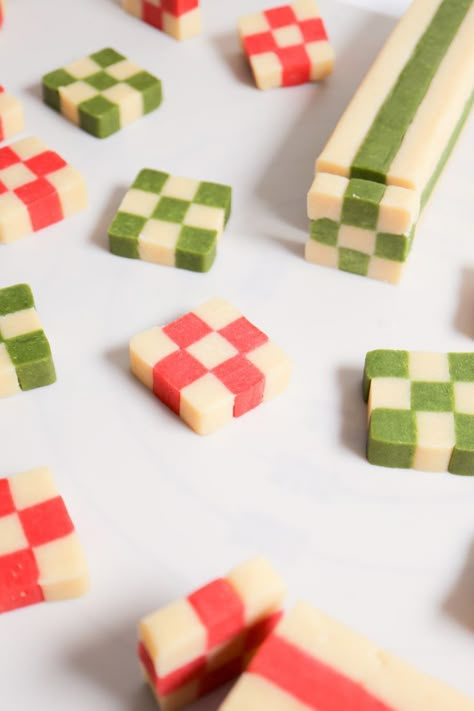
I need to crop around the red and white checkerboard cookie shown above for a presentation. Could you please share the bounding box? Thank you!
[130,298,292,434]
[139,557,286,711]
[238,0,334,90]
[0,0,4,28]
[0,467,89,614]
[0,136,87,243]
[0,86,24,142]
[122,0,201,40]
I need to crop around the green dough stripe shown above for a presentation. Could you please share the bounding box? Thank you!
[351,0,472,182]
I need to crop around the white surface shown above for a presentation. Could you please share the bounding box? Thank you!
[0,0,473,708]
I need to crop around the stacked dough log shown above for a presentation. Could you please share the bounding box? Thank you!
[306,0,474,283]
[219,602,474,710]
[138,557,286,711]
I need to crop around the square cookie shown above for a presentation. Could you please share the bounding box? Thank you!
[123,0,201,40]
[238,0,334,90]
[42,48,162,138]
[0,283,56,397]
[364,350,474,475]
[0,137,87,243]
[108,169,231,272]
[0,467,89,614]
[130,298,292,434]
[0,86,24,142]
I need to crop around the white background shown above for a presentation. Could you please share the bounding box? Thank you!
[0,0,473,708]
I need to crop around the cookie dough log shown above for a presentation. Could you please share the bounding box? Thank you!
[122,0,201,40]
[0,467,89,614]
[219,603,474,711]
[42,48,162,138]
[238,0,334,90]
[0,86,24,142]
[0,284,56,397]
[108,169,231,272]
[364,350,474,475]
[0,137,87,243]
[306,0,474,281]
[129,298,292,434]
[138,557,286,711]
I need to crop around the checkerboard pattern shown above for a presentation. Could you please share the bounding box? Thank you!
[130,299,292,434]
[109,169,232,272]
[123,0,201,40]
[139,557,286,711]
[0,284,56,398]
[364,350,474,475]
[0,86,24,142]
[42,48,162,138]
[219,603,474,711]
[0,137,87,243]
[0,467,89,614]
[238,0,334,90]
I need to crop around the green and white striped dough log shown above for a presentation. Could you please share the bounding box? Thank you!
[306,0,474,282]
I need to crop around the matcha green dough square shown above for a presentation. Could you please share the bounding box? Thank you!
[153,197,190,223]
[368,409,416,469]
[449,414,474,475]
[79,96,120,139]
[310,219,338,246]
[411,382,454,412]
[449,352,474,382]
[341,179,385,231]
[194,182,232,223]
[132,169,169,194]
[90,48,126,68]
[363,350,409,400]
[126,72,162,114]
[176,227,217,272]
[7,333,56,391]
[338,248,369,276]
[0,284,34,316]
[85,71,118,91]
[375,232,411,262]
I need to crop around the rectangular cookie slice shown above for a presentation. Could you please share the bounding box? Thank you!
[0,86,24,142]
[0,467,89,614]
[0,284,56,397]
[42,48,162,138]
[364,350,474,475]
[219,603,474,711]
[108,169,231,272]
[0,137,87,243]
[122,0,201,40]
[139,557,286,711]
[130,298,292,434]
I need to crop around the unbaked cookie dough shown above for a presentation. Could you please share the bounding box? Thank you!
[0,86,24,142]
[122,0,201,40]
[139,557,286,711]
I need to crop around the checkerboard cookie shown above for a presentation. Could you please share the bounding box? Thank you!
[123,0,201,40]
[0,86,24,142]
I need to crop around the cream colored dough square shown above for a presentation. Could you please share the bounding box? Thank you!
[368,378,411,413]
[0,307,42,340]
[0,92,24,139]
[409,352,450,382]
[10,136,46,160]
[413,412,455,472]
[250,53,282,91]
[0,513,28,555]
[102,83,143,126]
[138,219,181,266]
[293,0,322,21]
[106,59,142,80]
[140,598,207,677]
[367,256,404,285]
[238,12,270,37]
[219,673,311,711]
[47,166,87,217]
[227,557,286,626]
[122,0,142,18]
[193,299,242,330]
[130,326,179,390]
[0,192,32,243]
[161,175,199,201]
[184,203,225,235]
[307,172,347,221]
[64,57,102,79]
[119,188,159,218]
[0,162,36,190]
[180,373,234,435]
[35,533,89,601]
[187,332,238,369]
[454,382,474,415]
[338,225,376,255]
[247,342,292,402]
[377,185,419,234]
[305,239,337,268]
[8,467,58,510]
[274,25,304,49]
[0,343,20,397]
[306,41,335,80]
[163,8,201,40]
[59,82,99,124]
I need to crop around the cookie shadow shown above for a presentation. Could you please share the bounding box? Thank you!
[443,539,474,634]
[454,267,474,339]
[91,185,127,251]
[338,366,367,459]
[210,30,256,87]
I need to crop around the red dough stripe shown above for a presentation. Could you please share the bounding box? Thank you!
[278,45,311,86]
[244,610,283,650]
[153,350,207,414]
[0,478,15,517]
[0,549,43,614]
[14,178,64,231]
[213,355,265,417]
[19,496,75,548]
[243,31,277,56]
[264,5,296,28]
[25,150,67,177]
[143,1,163,28]
[138,642,206,695]
[188,578,246,649]
[162,0,199,15]
[249,634,396,711]
[0,117,4,143]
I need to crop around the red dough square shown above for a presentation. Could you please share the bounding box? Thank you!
[188,578,245,648]
[0,146,20,170]
[143,1,162,28]
[300,17,327,42]
[219,317,268,354]
[153,350,207,413]
[244,31,277,55]
[213,355,265,416]
[279,45,311,86]
[265,5,296,28]
[19,497,74,548]
[25,150,67,177]
[0,479,15,517]
[0,549,43,613]
[163,313,212,349]
[162,0,199,14]
[14,178,63,230]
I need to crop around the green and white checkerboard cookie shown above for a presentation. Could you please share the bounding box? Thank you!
[0,284,56,397]
[42,48,162,138]
[364,350,474,475]
[108,169,232,272]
